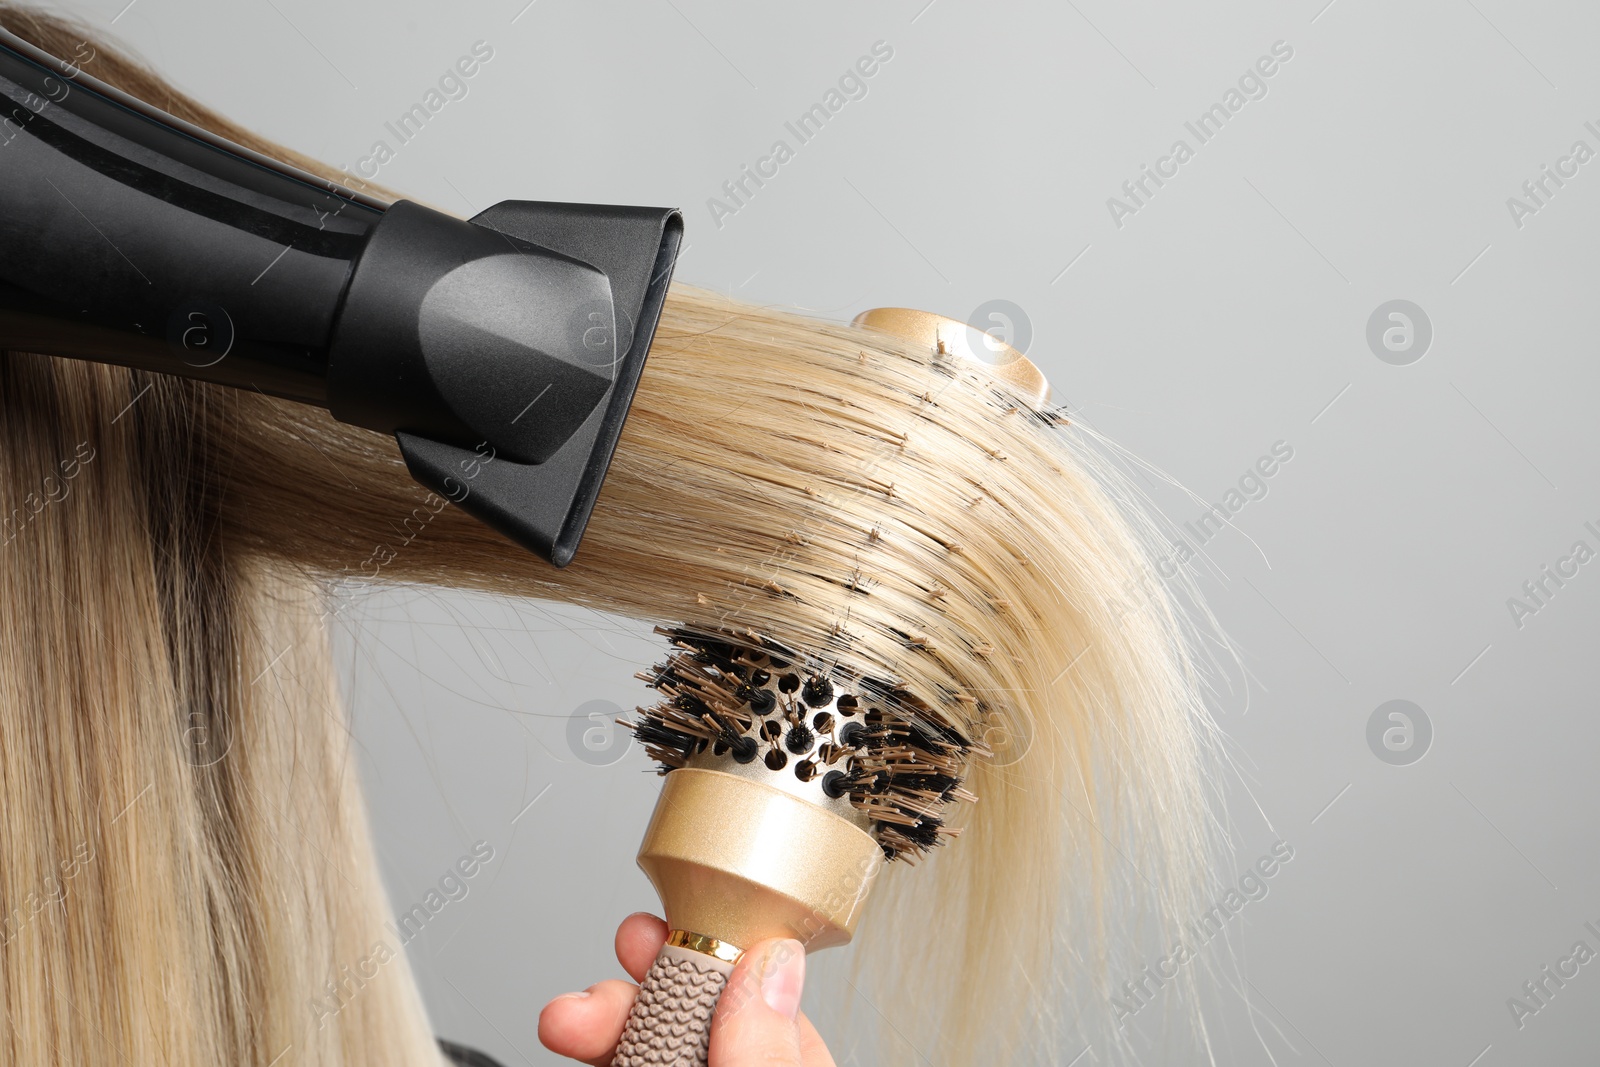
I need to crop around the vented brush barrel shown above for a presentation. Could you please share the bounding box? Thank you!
[612,625,989,1065]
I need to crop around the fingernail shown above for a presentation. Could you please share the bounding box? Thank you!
[554,989,592,1001]
[759,939,805,1020]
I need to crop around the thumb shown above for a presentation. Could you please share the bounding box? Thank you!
[708,937,806,1067]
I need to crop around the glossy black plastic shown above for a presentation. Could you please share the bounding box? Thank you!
[0,29,379,402]
[0,27,683,566]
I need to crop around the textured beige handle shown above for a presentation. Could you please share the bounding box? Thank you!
[612,943,737,1067]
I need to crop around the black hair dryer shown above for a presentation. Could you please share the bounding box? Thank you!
[0,28,683,566]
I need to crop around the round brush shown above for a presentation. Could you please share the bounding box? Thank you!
[607,309,1048,1067]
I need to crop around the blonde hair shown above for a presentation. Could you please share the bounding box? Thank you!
[0,7,1217,1065]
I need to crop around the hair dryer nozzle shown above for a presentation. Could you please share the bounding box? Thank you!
[366,200,684,567]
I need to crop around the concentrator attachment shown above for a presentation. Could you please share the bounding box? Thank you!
[0,27,682,566]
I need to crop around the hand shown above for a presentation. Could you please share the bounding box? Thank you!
[538,911,837,1067]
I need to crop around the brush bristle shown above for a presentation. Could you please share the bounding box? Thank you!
[625,625,988,862]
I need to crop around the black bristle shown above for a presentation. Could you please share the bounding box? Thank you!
[895,773,961,796]
[800,676,834,708]
[748,688,776,715]
[672,693,711,718]
[785,724,815,754]
[731,736,759,764]
[836,769,876,794]
[691,636,737,662]
[634,720,696,752]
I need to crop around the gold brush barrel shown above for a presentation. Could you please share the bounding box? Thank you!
[612,771,882,1067]
[637,767,883,952]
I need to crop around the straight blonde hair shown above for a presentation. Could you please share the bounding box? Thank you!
[0,7,1218,1064]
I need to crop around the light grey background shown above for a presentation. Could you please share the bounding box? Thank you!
[65,0,1600,1062]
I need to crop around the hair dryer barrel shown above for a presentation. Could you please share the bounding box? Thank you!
[0,31,378,402]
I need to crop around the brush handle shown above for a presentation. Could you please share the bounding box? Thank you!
[611,940,736,1067]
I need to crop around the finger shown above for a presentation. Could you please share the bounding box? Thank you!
[614,911,668,983]
[797,1011,837,1067]
[709,937,809,1067]
[537,978,639,1067]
